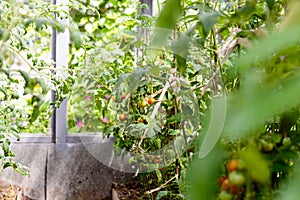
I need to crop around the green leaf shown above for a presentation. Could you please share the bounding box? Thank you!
[155,169,163,183]
[18,70,30,88]
[30,105,40,123]
[174,135,185,154]
[70,31,82,49]
[35,18,48,31]
[169,129,180,136]
[198,10,219,37]
[149,65,160,77]
[150,0,182,50]
[156,191,169,200]
[35,78,48,95]
[167,113,181,123]
[276,158,300,200]
[2,139,10,157]
[172,28,195,75]
[231,0,257,21]
[12,163,30,176]
[147,128,156,138]
[0,88,7,100]
[156,0,182,29]
[234,25,300,74]
[266,0,275,10]
[198,97,226,158]
[62,80,70,94]
[223,74,300,136]
[127,68,148,92]
[3,162,11,169]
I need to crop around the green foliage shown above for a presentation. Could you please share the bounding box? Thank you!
[67,0,139,132]
[85,0,300,199]
[2,0,300,199]
[0,0,81,174]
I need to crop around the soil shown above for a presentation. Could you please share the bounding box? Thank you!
[112,180,144,200]
[0,181,20,200]
[0,181,31,200]
[0,180,145,200]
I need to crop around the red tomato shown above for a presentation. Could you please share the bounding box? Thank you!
[221,178,231,190]
[230,185,239,195]
[218,175,227,186]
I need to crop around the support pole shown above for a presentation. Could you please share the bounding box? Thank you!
[51,0,69,144]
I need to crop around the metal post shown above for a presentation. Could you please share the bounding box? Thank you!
[50,0,57,143]
[140,0,153,15]
[135,0,153,65]
[51,0,69,144]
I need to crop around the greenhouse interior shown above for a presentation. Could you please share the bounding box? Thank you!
[1,0,300,199]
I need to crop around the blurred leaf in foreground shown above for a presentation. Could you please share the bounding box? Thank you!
[276,157,300,200]
[188,143,225,200]
[239,148,270,184]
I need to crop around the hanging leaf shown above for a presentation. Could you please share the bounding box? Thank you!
[0,88,7,100]
[150,0,182,50]
[2,139,10,157]
[29,105,41,123]
[127,68,148,92]
[266,0,275,10]
[70,31,82,50]
[18,70,30,88]
[198,10,219,38]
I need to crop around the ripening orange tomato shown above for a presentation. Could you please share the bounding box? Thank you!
[121,92,127,100]
[147,98,156,105]
[119,114,127,121]
[138,100,147,108]
[226,159,239,172]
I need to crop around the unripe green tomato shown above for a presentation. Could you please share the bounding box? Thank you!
[291,145,298,152]
[218,190,233,200]
[282,137,292,147]
[261,140,274,152]
[228,171,245,186]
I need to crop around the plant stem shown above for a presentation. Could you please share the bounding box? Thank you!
[145,175,178,194]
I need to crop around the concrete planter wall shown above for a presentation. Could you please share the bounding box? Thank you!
[0,136,134,200]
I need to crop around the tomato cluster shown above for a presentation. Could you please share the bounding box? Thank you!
[218,159,246,200]
[113,91,157,123]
